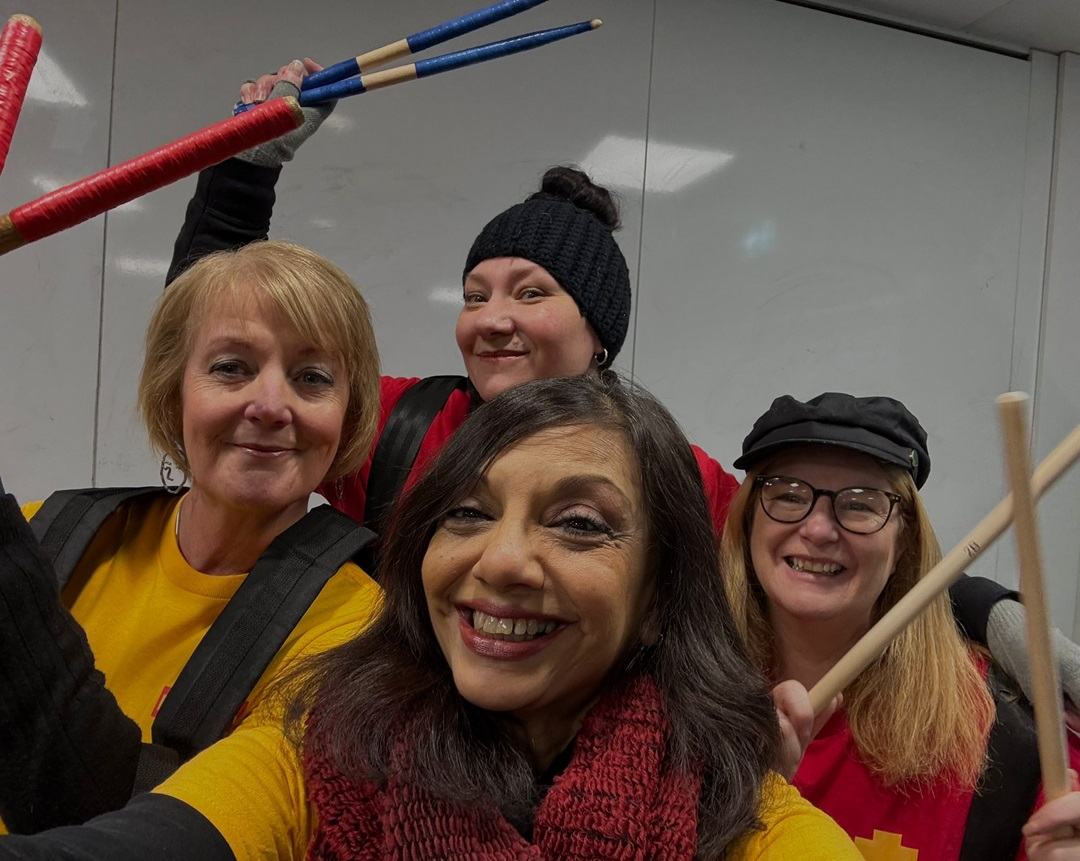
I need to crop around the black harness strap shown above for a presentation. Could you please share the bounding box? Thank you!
[30,487,166,591]
[30,489,375,768]
[363,375,467,535]
[151,504,375,760]
[958,667,1042,861]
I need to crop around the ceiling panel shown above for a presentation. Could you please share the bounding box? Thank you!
[815,0,1009,30]
[804,0,1080,53]
[971,0,1080,53]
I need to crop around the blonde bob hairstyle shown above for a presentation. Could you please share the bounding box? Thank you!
[139,240,380,484]
[720,457,995,790]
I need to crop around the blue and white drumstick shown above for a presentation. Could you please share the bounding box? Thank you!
[300,20,601,105]
[303,0,553,90]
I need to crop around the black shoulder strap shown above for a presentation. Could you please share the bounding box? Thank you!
[151,504,376,760]
[958,666,1042,861]
[363,375,468,535]
[30,487,169,591]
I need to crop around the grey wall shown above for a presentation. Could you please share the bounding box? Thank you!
[2,0,1078,629]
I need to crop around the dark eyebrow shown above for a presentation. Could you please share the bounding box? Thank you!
[464,263,544,291]
[472,472,634,506]
[551,474,634,508]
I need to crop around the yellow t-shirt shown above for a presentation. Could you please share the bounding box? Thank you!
[161,736,859,861]
[730,774,864,860]
[20,496,380,741]
[1,496,378,836]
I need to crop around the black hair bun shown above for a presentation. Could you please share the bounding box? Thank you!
[528,165,621,232]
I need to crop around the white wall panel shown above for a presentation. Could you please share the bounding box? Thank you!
[0,0,115,502]
[95,0,652,487]
[634,1,1050,592]
[1032,53,1080,640]
[2,0,1072,629]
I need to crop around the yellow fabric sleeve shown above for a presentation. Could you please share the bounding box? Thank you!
[162,761,864,861]
[155,720,310,861]
[4,497,380,846]
[19,496,381,741]
[728,773,863,860]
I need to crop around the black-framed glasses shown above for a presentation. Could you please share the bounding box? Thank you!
[754,475,902,535]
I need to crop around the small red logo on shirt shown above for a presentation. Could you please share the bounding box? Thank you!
[151,685,171,717]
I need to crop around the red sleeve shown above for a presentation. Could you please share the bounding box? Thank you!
[317,376,420,523]
[317,377,472,526]
[691,444,741,536]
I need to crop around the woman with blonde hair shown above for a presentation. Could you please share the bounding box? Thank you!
[721,391,1080,860]
[174,60,1080,735]
[0,240,383,834]
[0,375,863,859]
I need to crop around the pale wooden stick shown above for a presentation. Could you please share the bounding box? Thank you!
[998,392,1069,807]
[809,417,1080,715]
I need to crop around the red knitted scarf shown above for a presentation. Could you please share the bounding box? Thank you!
[304,675,701,860]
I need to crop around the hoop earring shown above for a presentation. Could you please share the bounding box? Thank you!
[593,348,609,368]
[160,454,188,495]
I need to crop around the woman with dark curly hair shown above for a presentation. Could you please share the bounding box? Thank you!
[0,376,861,860]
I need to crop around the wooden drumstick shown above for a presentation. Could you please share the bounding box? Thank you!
[998,392,1069,810]
[303,0,554,89]
[235,20,602,115]
[810,416,1080,715]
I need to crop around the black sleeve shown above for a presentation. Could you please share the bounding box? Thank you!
[0,481,143,833]
[0,793,235,861]
[166,157,282,286]
[949,572,1019,646]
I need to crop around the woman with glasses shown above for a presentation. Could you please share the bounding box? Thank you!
[720,392,1080,861]
[0,377,864,860]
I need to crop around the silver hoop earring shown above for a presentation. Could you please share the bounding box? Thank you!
[593,348,609,368]
[160,454,188,495]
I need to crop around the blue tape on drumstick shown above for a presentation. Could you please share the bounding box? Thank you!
[303,58,361,91]
[301,0,551,90]
[407,0,550,53]
[284,19,600,110]
[414,21,596,78]
[301,77,366,105]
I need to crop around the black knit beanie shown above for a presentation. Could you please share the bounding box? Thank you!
[463,197,632,365]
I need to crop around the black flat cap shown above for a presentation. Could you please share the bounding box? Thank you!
[733,392,931,489]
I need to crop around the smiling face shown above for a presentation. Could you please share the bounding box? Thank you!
[455,257,603,402]
[749,446,901,639]
[421,424,652,743]
[180,284,348,522]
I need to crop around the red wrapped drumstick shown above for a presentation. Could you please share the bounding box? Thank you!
[0,14,43,178]
[0,97,304,256]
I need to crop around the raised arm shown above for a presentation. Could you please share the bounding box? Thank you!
[166,59,336,285]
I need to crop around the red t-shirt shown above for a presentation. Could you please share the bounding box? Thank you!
[321,376,740,533]
[795,672,1080,860]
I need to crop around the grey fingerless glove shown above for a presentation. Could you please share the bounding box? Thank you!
[236,79,336,168]
[987,598,1080,709]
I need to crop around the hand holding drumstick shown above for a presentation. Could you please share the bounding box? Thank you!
[999,394,1080,854]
